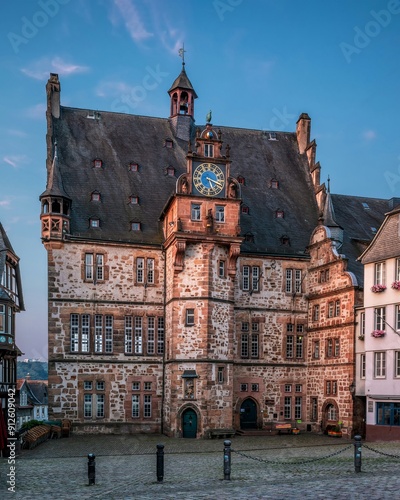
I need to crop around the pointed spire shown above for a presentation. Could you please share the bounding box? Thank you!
[39,141,70,200]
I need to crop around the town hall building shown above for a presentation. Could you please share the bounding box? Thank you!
[40,63,395,438]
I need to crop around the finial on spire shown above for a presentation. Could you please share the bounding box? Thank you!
[327,175,331,193]
[206,110,212,123]
[178,43,186,66]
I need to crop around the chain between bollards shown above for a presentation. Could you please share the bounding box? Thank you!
[157,443,164,482]
[88,453,96,485]
[223,440,231,480]
[354,435,362,473]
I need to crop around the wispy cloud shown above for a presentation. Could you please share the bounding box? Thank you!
[96,80,134,98]
[7,129,27,138]
[111,0,153,42]
[2,155,28,168]
[25,103,47,120]
[362,130,377,141]
[0,200,11,208]
[21,56,89,81]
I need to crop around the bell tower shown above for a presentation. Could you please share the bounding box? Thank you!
[161,116,242,437]
[168,51,197,142]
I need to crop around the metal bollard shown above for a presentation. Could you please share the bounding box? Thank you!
[223,440,231,480]
[88,453,96,485]
[156,444,164,482]
[354,435,362,473]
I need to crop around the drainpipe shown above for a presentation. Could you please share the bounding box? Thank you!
[160,247,167,435]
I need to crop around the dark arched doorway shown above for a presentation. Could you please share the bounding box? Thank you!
[182,408,197,438]
[240,398,258,429]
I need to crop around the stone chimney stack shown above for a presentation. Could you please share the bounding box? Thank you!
[296,113,311,154]
[46,73,60,119]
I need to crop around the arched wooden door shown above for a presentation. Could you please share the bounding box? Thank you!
[240,398,258,429]
[182,408,197,438]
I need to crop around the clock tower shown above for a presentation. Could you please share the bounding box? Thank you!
[161,109,242,437]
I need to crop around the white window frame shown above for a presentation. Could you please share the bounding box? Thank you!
[215,205,225,222]
[125,316,133,354]
[374,351,386,378]
[395,351,400,378]
[374,261,386,285]
[374,307,386,331]
[191,203,201,221]
[360,353,366,379]
[204,144,214,157]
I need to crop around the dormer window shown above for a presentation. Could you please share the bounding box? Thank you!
[270,179,279,189]
[93,159,102,169]
[131,222,141,231]
[268,132,277,140]
[237,176,245,185]
[129,196,139,205]
[166,166,175,176]
[204,144,214,157]
[90,218,100,228]
[371,227,377,233]
[241,204,249,214]
[276,209,284,218]
[91,191,101,202]
[129,162,139,172]
[164,139,173,149]
[280,235,290,246]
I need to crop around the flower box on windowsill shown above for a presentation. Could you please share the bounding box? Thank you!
[371,284,386,293]
[358,335,365,341]
[372,330,385,338]
[327,430,342,438]
[392,281,400,290]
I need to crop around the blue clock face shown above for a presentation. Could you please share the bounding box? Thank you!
[193,163,225,196]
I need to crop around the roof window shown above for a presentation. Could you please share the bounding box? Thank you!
[91,191,101,202]
[129,196,139,205]
[93,159,103,169]
[270,179,279,189]
[90,218,100,228]
[131,222,141,231]
[362,202,370,209]
[129,162,139,172]
[276,209,284,218]
[237,176,245,185]
[241,204,249,214]
[268,132,277,140]
[164,139,174,149]
[166,166,175,176]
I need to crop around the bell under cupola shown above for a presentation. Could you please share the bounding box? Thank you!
[168,51,197,142]
[39,142,72,246]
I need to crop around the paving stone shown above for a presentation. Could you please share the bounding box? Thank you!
[1,433,399,499]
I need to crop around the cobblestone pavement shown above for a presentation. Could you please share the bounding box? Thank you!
[1,433,400,499]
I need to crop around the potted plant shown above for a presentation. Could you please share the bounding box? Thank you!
[392,281,400,290]
[371,284,386,293]
[327,423,342,437]
[372,330,385,338]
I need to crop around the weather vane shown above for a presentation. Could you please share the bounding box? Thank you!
[178,43,186,65]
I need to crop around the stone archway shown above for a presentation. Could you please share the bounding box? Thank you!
[322,399,340,433]
[240,398,258,430]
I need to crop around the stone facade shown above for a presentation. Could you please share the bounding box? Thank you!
[40,66,393,438]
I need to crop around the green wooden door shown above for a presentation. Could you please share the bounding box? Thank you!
[182,409,197,438]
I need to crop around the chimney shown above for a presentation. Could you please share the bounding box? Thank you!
[296,113,311,154]
[46,73,61,119]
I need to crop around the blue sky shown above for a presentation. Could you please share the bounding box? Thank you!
[1,0,399,360]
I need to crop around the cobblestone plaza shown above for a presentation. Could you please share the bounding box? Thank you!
[1,433,400,499]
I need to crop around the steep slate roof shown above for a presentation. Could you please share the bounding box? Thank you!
[168,64,198,97]
[52,108,319,257]
[330,194,394,285]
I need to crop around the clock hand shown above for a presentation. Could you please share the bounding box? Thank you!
[206,177,223,188]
